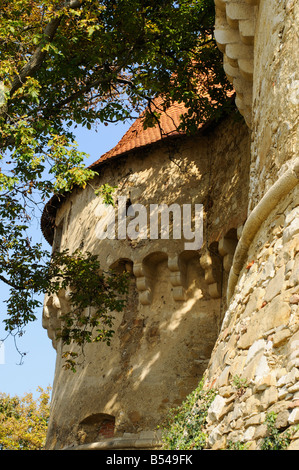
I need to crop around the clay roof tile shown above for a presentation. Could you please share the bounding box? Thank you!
[90,97,187,168]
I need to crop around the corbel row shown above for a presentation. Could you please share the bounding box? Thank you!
[214,0,260,127]
[133,254,188,304]
[43,236,240,345]
[134,249,226,305]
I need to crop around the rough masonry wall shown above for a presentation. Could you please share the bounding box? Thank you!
[199,0,299,449]
[42,0,298,451]
[203,186,299,449]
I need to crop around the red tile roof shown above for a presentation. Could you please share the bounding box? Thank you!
[90,97,188,169]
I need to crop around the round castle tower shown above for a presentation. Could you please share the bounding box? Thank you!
[41,97,250,448]
[41,0,298,450]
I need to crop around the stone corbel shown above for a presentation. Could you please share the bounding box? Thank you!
[200,250,222,298]
[42,294,62,349]
[214,0,257,127]
[168,254,187,301]
[42,289,71,349]
[133,260,154,305]
[218,235,238,274]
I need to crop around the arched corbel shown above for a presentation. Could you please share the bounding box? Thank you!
[200,246,222,298]
[42,289,71,349]
[168,254,187,301]
[218,228,239,274]
[133,260,154,305]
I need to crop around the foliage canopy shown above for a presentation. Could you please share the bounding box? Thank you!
[0,387,51,450]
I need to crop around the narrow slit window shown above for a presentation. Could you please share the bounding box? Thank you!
[53,218,64,254]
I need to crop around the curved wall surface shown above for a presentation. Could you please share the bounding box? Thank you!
[43,117,250,449]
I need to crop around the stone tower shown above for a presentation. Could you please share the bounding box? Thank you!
[41,0,298,450]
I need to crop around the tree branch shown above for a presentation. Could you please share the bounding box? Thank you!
[8,0,85,100]
[0,274,23,290]
[43,75,104,117]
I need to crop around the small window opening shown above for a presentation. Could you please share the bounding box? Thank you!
[53,218,64,254]
[78,413,115,444]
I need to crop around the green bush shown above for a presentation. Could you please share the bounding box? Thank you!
[261,412,291,450]
[161,379,216,450]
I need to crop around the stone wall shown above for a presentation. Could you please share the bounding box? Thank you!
[203,185,299,449]
[198,0,299,450]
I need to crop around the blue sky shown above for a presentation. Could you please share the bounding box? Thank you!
[0,120,132,400]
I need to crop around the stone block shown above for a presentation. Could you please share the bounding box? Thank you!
[264,266,285,303]
[244,394,263,416]
[275,410,289,429]
[271,328,291,347]
[244,426,255,441]
[238,58,254,81]
[254,424,268,440]
[246,339,267,364]
[260,386,278,407]
[277,367,298,387]
[242,287,265,318]
[207,395,227,423]
[245,413,265,427]
[239,19,255,45]
[288,408,299,425]
[255,372,277,392]
[288,382,299,394]
[260,261,276,285]
[283,218,299,244]
[217,365,231,388]
[208,424,226,449]
[238,297,291,349]
[255,355,271,383]
[288,255,299,288]
[243,351,264,382]
[289,294,299,304]
[219,385,235,398]
[226,3,253,22]
[278,386,289,400]
[285,207,299,226]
